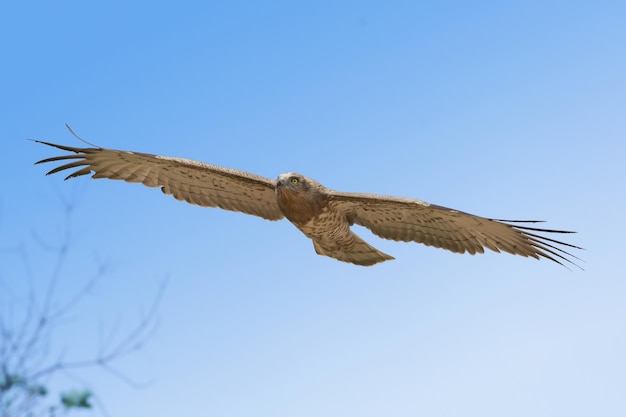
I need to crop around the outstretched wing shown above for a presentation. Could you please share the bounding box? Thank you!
[328,191,581,268]
[35,141,284,221]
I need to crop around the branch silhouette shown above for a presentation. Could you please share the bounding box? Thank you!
[1,194,165,417]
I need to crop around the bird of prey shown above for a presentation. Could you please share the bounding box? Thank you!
[34,127,581,268]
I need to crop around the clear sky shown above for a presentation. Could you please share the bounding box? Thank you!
[2,1,626,416]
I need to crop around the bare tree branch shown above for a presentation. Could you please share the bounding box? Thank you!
[29,278,166,386]
[1,193,165,417]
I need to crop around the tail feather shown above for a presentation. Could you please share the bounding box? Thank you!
[312,233,394,266]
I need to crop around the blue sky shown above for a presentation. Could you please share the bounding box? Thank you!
[2,1,626,416]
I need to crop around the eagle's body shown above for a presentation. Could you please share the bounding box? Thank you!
[276,173,394,265]
[35,130,581,268]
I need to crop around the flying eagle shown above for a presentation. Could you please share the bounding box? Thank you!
[34,127,581,268]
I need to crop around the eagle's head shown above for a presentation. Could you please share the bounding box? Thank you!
[276,172,325,193]
[276,173,327,223]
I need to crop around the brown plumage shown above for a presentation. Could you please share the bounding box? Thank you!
[34,128,582,268]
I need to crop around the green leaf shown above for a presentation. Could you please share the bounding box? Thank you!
[0,373,26,391]
[60,390,92,409]
[28,383,48,396]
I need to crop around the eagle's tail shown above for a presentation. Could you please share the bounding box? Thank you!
[312,233,394,266]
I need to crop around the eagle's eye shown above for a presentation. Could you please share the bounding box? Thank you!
[290,177,299,185]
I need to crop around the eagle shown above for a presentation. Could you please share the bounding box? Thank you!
[34,127,581,268]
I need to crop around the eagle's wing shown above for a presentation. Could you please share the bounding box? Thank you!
[35,141,284,221]
[327,191,581,268]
